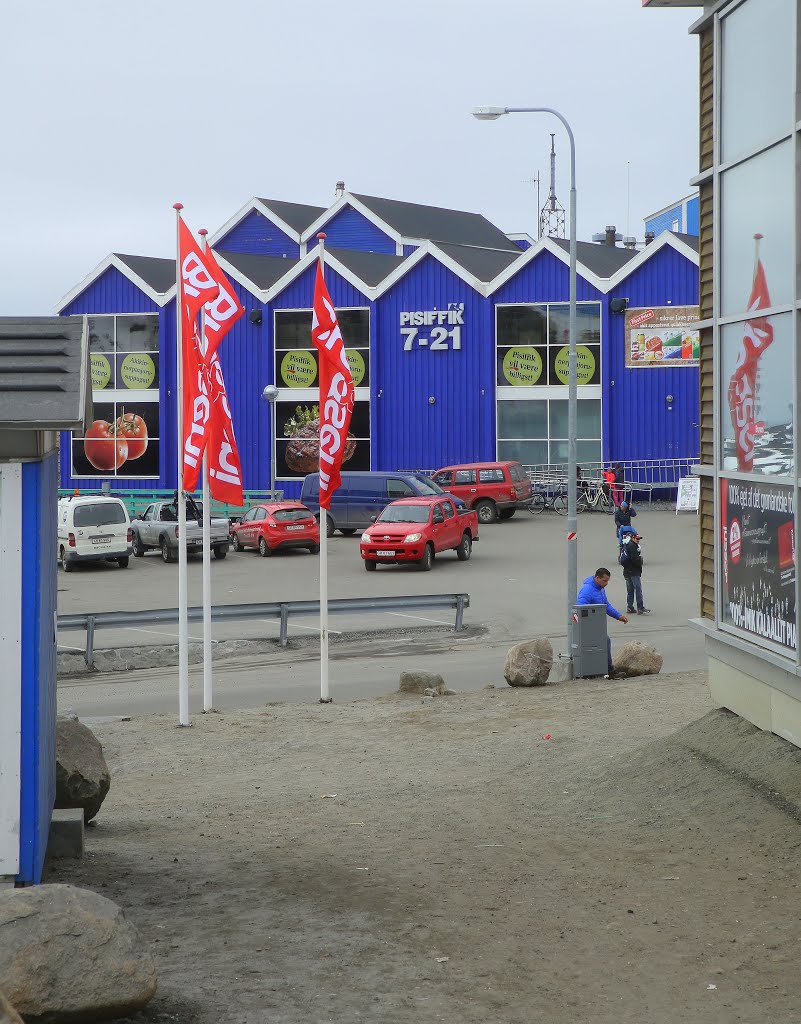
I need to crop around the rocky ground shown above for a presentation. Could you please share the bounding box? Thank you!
[46,670,801,1024]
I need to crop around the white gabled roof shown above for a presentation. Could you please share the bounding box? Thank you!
[54,254,173,313]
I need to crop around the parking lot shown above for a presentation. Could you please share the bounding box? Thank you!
[57,506,705,712]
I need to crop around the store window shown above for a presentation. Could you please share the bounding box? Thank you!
[720,311,793,477]
[273,307,371,479]
[496,303,602,467]
[720,0,795,165]
[71,314,160,479]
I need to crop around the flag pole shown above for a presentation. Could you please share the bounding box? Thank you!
[317,232,332,704]
[199,228,214,713]
[174,203,190,727]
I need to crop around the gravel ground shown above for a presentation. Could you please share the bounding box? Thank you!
[46,670,801,1024]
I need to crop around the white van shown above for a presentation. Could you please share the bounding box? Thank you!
[57,495,133,572]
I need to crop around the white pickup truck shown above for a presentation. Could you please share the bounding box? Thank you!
[131,500,230,563]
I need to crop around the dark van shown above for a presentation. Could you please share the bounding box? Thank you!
[300,471,461,536]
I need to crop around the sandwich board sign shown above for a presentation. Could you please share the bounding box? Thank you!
[676,476,700,515]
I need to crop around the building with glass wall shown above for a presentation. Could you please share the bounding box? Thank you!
[646,0,801,745]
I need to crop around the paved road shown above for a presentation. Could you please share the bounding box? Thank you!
[57,506,705,716]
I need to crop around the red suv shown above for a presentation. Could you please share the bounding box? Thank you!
[431,461,532,524]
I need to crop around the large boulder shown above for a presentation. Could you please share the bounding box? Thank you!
[504,638,553,687]
[399,670,446,695]
[0,884,157,1021]
[56,718,110,823]
[613,641,663,678]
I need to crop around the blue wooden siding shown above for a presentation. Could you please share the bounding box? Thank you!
[606,244,700,462]
[686,196,700,235]
[402,244,419,257]
[374,255,492,472]
[645,205,683,236]
[216,210,300,258]
[492,249,604,305]
[511,238,532,251]
[62,265,162,317]
[18,455,58,884]
[317,206,396,254]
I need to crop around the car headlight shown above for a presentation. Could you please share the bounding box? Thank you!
[361,533,371,543]
[404,532,423,542]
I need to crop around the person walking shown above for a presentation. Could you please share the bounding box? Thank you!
[576,567,629,677]
[614,499,637,540]
[618,527,650,615]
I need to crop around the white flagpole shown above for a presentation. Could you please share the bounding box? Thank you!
[174,203,190,727]
[199,228,213,713]
[317,233,331,703]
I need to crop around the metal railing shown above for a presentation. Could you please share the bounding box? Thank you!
[57,593,471,666]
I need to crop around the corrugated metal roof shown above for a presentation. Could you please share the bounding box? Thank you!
[114,254,175,294]
[549,238,638,278]
[351,194,520,252]
[256,199,327,233]
[435,242,521,282]
[0,317,91,429]
[216,250,299,290]
[326,246,406,286]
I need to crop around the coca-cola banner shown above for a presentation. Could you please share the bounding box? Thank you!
[720,478,796,651]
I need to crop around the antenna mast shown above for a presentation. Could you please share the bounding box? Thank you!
[539,133,566,239]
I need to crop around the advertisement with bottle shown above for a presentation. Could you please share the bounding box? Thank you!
[720,478,796,652]
[624,306,700,368]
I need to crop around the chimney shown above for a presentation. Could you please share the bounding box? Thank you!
[623,236,637,250]
[605,225,618,247]
[335,180,345,199]
[644,231,655,246]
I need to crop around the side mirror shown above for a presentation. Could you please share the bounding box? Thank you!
[370,515,377,523]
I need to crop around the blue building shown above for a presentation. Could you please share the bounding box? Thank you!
[645,192,700,238]
[57,191,700,498]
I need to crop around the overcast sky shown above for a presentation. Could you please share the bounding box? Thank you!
[1,1,699,315]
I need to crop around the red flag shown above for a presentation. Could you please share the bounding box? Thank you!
[200,247,245,506]
[727,257,773,470]
[311,259,355,509]
[177,217,220,490]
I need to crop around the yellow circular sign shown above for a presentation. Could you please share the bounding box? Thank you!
[119,353,156,390]
[502,346,543,386]
[553,345,596,386]
[345,349,366,387]
[90,353,111,390]
[281,350,317,388]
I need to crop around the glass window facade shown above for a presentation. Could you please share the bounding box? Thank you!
[496,302,602,467]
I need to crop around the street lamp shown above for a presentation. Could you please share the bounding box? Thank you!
[262,384,279,499]
[472,104,578,669]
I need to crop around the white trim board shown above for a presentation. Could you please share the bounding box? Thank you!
[0,464,23,876]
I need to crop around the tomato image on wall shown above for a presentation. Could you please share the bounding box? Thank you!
[71,402,160,479]
[720,478,796,650]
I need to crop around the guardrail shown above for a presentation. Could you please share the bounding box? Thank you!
[57,593,471,666]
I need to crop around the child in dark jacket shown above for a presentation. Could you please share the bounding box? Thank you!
[619,528,650,615]
[614,500,637,540]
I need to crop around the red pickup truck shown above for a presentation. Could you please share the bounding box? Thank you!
[360,495,479,572]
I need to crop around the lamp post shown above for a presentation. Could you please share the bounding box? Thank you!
[472,105,578,668]
[262,384,279,498]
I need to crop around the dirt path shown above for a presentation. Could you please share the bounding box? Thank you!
[47,671,801,1023]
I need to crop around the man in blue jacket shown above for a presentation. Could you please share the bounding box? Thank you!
[576,567,629,677]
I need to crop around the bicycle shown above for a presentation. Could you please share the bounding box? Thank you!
[526,481,567,514]
[530,480,615,515]
[576,481,616,514]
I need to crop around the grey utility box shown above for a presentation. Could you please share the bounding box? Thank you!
[571,603,608,678]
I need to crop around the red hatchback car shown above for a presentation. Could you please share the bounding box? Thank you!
[231,502,320,557]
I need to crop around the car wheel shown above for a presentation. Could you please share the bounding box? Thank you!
[474,499,497,525]
[364,559,377,572]
[498,509,515,520]
[132,534,145,557]
[60,547,74,573]
[456,533,472,561]
[340,528,357,537]
[309,544,320,555]
[258,536,272,558]
[315,514,335,538]
[419,543,434,572]
[117,556,129,569]
[232,532,243,552]
[160,537,175,563]
[214,545,228,560]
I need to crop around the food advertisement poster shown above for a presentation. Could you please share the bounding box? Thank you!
[275,400,371,479]
[720,478,796,651]
[71,401,160,479]
[624,306,700,368]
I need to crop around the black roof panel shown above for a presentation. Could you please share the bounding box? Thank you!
[326,247,406,286]
[215,250,299,290]
[435,242,521,282]
[256,199,327,234]
[549,238,638,278]
[114,254,175,294]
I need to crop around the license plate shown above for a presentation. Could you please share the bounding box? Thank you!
[376,549,395,556]
[91,536,112,545]
[286,525,305,531]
